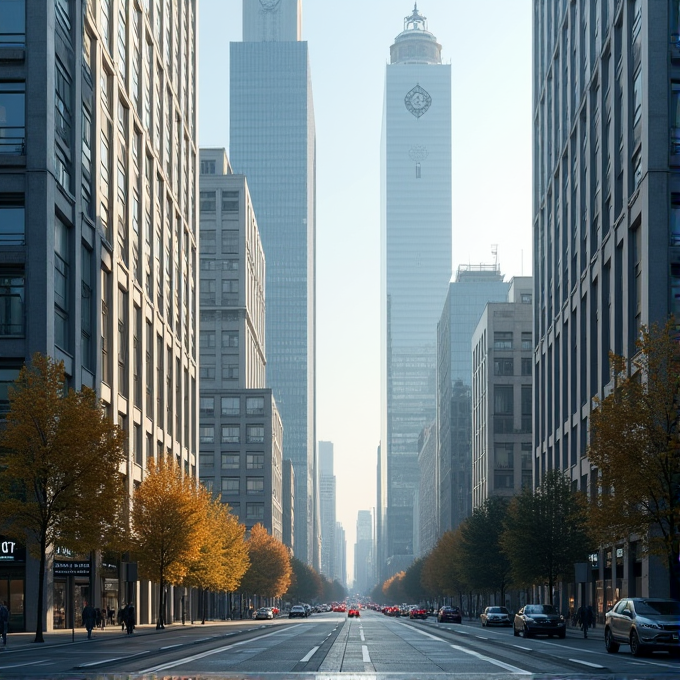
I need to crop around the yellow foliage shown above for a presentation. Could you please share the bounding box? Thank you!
[240,524,291,598]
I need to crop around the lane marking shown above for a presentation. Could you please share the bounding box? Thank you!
[512,645,532,651]
[362,644,371,662]
[360,630,365,642]
[450,644,531,675]
[395,621,443,641]
[0,660,51,670]
[77,658,123,667]
[160,644,182,650]
[476,636,489,640]
[142,625,299,672]
[568,659,605,669]
[300,646,319,662]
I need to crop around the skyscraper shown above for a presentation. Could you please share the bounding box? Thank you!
[0,0,198,630]
[318,441,336,579]
[380,4,452,576]
[354,510,374,596]
[230,0,317,564]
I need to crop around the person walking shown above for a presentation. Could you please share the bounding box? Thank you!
[0,600,9,648]
[576,604,594,639]
[124,604,135,635]
[82,601,96,640]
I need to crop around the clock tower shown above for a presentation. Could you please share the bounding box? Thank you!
[243,0,302,42]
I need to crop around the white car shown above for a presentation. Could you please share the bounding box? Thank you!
[481,606,512,627]
[255,607,273,620]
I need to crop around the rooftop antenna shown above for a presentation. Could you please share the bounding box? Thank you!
[491,244,499,271]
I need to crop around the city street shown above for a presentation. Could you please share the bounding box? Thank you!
[0,610,677,678]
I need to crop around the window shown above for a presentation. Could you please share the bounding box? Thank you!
[221,425,240,444]
[54,217,69,350]
[201,478,213,493]
[221,191,239,212]
[246,453,264,469]
[246,425,264,444]
[0,81,25,154]
[200,278,215,304]
[0,365,21,416]
[246,477,264,494]
[200,159,215,175]
[672,195,680,245]
[521,293,532,304]
[672,84,680,155]
[199,191,215,212]
[221,478,239,495]
[222,231,238,255]
[0,195,24,245]
[521,332,533,350]
[521,385,533,433]
[221,453,239,469]
[246,396,265,415]
[494,385,513,414]
[495,443,514,469]
[0,0,26,47]
[55,60,72,142]
[221,396,240,416]
[199,453,213,469]
[199,396,214,416]
[200,330,215,349]
[199,366,215,380]
[81,245,93,370]
[493,358,513,376]
[521,358,533,376]
[222,364,239,381]
[0,270,24,336]
[494,471,514,490]
[493,331,513,350]
[221,331,238,348]
[246,503,264,520]
[632,69,642,131]
[199,426,214,444]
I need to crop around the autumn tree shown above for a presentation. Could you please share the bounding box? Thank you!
[588,320,680,598]
[458,497,512,602]
[501,471,590,603]
[286,556,322,603]
[422,529,468,601]
[0,354,126,643]
[382,571,406,603]
[240,524,291,598]
[182,497,249,622]
[131,457,207,628]
[401,557,433,603]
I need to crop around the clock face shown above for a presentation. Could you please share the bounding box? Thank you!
[259,0,281,11]
[405,85,432,118]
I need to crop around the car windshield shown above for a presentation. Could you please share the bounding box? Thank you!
[634,600,680,616]
[525,605,557,615]
[488,607,508,614]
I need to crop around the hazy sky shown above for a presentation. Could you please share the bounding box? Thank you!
[198,0,533,583]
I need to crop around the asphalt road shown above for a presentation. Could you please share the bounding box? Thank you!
[0,610,678,679]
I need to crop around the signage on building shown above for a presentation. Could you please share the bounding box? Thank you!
[0,537,25,562]
[54,561,91,577]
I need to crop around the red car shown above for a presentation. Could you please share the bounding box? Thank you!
[438,606,462,623]
[348,604,361,618]
[409,607,428,620]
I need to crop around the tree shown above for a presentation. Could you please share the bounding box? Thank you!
[0,354,126,643]
[240,524,291,598]
[422,529,468,599]
[131,457,207,628]
[182,497,249,622]
[401,557,433,603]
[587,320,680,598]
[286,557,322,603]
[382,571,406,603]
[459,497,512,602]
[501,471,590,603]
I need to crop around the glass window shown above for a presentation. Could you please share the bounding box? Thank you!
[245,503,264,520]
[495,443,514,469]
[221,453,239,469]
[493,331,513,350]
[221,425,240,443]
[200,331,215,349]
[201,478,213,493]
[0,0,26,47]
[199,396,214,416]
[221,191,239,212]
[55,60,72,142]
[246,425,264,444]
[246,396,265,415]
[494,385,513,414]
[521,332,533,350]
[632,69,642,129]
[221,396,240,416]
[246,453,264,469]
[199,426,214,444]
[494,471,514,489]
[0,81,25,154]
[200,159,215,175]
[222,231,238,254]
[521,358,533,376]
[493,358,513,376]
[222,364,239,381]
[246,477,264,494]
[671,84,680,155]
[0,271,24,336]
[0,195,24,245]
[0,365,21,415]
[221,477,239,495]
[199,191,215,212]
[221,331,238,348]
[199,453,213,469]
[199,366,215,380]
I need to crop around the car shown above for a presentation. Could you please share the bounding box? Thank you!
[255,607,273,620]
[409,607,428,620]
[348,604,361,618]
[302,603,312,617]
[481,606,512,627]
[289,605,306,618]
[438,606,462,623]
[332,603,346,613]
[513,604,566,638]
[604,598,680,656]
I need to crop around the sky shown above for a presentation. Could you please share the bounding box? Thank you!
[198,0,533,584]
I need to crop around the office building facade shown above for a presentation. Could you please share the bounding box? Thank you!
[198,148,283,539]
[380,4,452,577]
[0,0,198,630]
[318,441,336,579]
[533,0,675,603]
[354,510,374,596]
[230,0,317,565]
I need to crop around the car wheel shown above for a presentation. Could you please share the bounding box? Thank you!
[604,628,619,653]
[513,625,519,637]
[630,630,645,657]
[522,625,532,639]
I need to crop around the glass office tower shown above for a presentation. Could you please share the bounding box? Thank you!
[380,5,452,576]
[230,0,316,565]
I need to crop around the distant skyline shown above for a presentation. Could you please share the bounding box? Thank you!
[199,0,532,580]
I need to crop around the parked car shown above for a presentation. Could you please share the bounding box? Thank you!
[438,606,462,623]
[513,604,566,638]
[289,605,306,618]
[255,607,273,620]
[348,604,361,618]
[480,606,512,627]
[604,598,680,656]
[409,607,428,620]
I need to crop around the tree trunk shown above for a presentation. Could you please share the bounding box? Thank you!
[202,588,207,624]
[34,536,47,643]
[157,574,165,629]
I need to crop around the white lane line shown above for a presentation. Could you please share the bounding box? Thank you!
[456,630,470,635]
[142,625,299,672]
[300,646,319,662]
[450,644,531,675]
[476,636,489,640]
[0,660,51,670]
[512,645,532,651]
[395,621,443,641]
[362,644,371,662]
[77,658,123,668]
[360,630,365,642]
[568,659,605,669]
[160,644,182,650]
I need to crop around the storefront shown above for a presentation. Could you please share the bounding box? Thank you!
[0,537,25,632]
[53,553,91,629]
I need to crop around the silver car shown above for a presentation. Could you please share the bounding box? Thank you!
[481,606,512,627]
[604,598,680,656]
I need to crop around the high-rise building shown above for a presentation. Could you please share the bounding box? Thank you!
[533,0,675,603]
[471,278,533,508]
[417,420,437,556]
[318,441,336,579]
[198,148,283,539]
[379,4,452,578]
[334,521,347,587]
[354,510,374,596]
[436,265,509,535]
[230,0,317,565]
[0,0,198,631]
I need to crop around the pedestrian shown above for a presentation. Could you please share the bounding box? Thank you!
[108,606,114,626]
[82,601,96,640]
[587,605,596,630]
[125,604,135,635]
[576,604,592,639]
[95,607,102,630]
[0,600,9,648]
